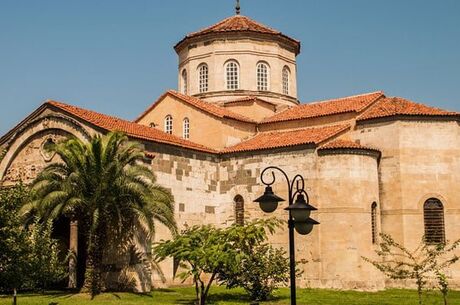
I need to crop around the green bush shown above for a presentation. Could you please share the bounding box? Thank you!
[0,184,66,293]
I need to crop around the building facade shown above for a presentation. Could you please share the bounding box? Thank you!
[1,10,460,291]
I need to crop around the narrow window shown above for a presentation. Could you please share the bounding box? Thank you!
[371,202,378,244]
[282,66,290,95]
[424,198,445,244]
[181,69,188,94]
[199,64,209,93]
[164,115,173,134]
[234,195,245,225]
[225,60,239,90]
[257,62,269,91]
[183,118,190,139]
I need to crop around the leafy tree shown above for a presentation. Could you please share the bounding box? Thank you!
[436,271,449,305]
[26,217,67,290]
[154,219,281,305]
[363,233,460,305]
[22,132,176,297]
[218,243,290,301]
[0,184,30,293]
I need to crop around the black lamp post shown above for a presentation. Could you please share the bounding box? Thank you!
[254,166,319,305]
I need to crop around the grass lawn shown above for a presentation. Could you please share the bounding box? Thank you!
[1,286,460,305]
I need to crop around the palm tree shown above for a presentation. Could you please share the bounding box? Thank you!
[21,132,176,297]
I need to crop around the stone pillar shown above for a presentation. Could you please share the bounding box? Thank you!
[68,220,78,289]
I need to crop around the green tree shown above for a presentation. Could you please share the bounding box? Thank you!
[363,233,460,305]
[0,184,30,293]
[154,219,280,305]
[26,217,67,291]
[22,132,176,298]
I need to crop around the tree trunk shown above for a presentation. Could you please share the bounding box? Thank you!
[68,220,78,289]
[83,230,104,298]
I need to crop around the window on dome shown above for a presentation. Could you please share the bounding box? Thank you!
[198,64,209,93]
[225,60,239,90]
[424,198,445,244]
[282,66,290,95]
[164,115,173,134]
[257,62,269,91]
[371,202,378,244]
[183,117,190,139]
[181,69,188,94]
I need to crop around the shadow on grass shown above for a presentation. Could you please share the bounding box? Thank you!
[175,290,288,305]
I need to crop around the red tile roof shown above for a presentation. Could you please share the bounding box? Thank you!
[223,96,277,107]
[262,91,384,124]
[222,125,350,154]
[175,15,300,54]
[135,90,256,124]
[47,100,217,153]
[319,139,380,153]
[357,97,460,122]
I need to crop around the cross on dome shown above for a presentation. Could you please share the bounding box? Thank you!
[236,0,241,15]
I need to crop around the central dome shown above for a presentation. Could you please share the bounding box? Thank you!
[174,15,301,107]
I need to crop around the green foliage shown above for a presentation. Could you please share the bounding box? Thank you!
[0,185,65,293]
[218,244,290,301]
[154,218,282,305]
[216,219,289,301]
[22,132,176,297]
[25,217,67,290]
[0,184,30,292]
[363,233,460,305]
[436,271,449,305]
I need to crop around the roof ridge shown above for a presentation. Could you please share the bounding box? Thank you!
[304,91,384,106]
[135,90,256,124]
[357,96,460,122]
[167,90,256,123]
[46,100,217,153]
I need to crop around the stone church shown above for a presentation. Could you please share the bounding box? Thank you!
[1,6,460,291]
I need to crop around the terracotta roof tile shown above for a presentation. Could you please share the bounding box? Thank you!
[175,15,300,53]
[135,90,256,124]
[47,100,216,153]
[357,97,460,122]
[222,124,350,154]
[223,96,277,107]
[319,139,380,153]
[262,91,384,124]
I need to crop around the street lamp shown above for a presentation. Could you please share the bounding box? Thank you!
[254,166,319,305]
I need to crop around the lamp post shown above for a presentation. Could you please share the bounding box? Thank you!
[254,166,319,305]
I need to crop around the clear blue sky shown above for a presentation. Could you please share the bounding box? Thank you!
[1,0,459,135]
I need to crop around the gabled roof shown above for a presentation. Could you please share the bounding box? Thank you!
[319,139,380,153]
[262,91,384,124]
[135,90,256,124]
[223,96,278,107]
[175,15,300,54]
[357,97,460,122]
[222,124,350,154]
[47,101,216,153]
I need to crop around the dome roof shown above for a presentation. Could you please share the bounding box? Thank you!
[174,15,300,54]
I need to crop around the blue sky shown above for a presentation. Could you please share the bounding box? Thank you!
[1,0,459,135]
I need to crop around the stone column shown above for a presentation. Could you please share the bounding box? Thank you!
[68,220,78,289]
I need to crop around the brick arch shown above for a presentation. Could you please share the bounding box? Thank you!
[0,114,92,183]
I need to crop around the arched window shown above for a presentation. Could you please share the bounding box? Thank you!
[424,198,445,244]
[183,118,190,139]
[198,64,209,93]
[234,195,245,225]
[371,202,378,244]
[282,66,290,95]
[164,115,173,134]
[225,60,239,90]
[257,62,269,91]
[181,69,188,94]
